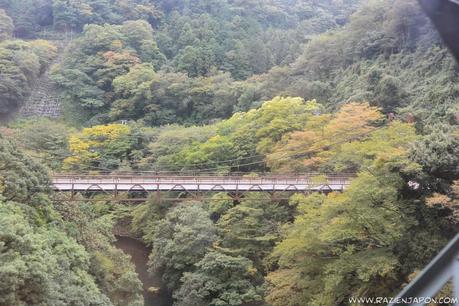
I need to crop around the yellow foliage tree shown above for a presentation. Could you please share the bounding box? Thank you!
[63,124,132,171]
[267,102,383,172]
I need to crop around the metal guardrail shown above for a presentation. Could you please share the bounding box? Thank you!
[52,172,355,178]
[390,234,459,306]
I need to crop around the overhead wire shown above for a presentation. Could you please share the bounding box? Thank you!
[24,121,384,174]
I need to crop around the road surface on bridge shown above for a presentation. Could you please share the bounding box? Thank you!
[52,173,353,193]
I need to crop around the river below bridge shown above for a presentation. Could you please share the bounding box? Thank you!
[114,236,172,306]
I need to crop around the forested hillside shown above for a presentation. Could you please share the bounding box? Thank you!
[0,135,144,305]
[246,0,459,126]
[1,0,459,305]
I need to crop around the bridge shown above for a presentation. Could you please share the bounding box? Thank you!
[51,173,353,202]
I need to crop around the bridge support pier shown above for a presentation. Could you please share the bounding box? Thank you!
[155,186,161,203]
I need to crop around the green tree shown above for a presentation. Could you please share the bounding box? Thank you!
[148,202,217,290]
[205,193,234,221]
[110,63,156,121]
[0,134,143,306]
[265,120,448,306]
[216,193,289,270]
[267,167,447,306]
[168,97,320,172]
[139,39,166,68]
[52,0,161,31]
[174,251,263,306]
[53,201,144,306]
[0,135,50,203]
[176,45,216,77]
[0,0,53,38]
[139,124,216,170]
[51,22,168,124]
[410,124,459,180]
[0,201,112,306]
[120,20,154,49]
[130,196,170,242]
[0,9,13,40]
[14,119,73,170]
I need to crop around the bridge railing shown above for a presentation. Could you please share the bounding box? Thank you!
[51,173,354,188]
[52,172,355,178]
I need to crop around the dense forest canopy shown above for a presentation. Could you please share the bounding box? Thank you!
[0,0,459,305]
[0,135,144,306]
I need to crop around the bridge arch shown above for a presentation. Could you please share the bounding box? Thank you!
[283,184,299,192]
[210,185,226,191]
[128,184,147,192]
[85,184,108,193]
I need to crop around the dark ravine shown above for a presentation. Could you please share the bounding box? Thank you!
[114,236,172,306]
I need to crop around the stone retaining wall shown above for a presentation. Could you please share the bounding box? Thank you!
[19,39,70,118]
